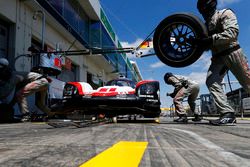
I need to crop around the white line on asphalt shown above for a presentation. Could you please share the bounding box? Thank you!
[170,128,250,166]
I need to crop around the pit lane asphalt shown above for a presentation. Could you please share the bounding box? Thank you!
[0,118,250,167]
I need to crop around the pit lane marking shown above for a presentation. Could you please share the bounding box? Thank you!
[238,117,250,121]
[79,141,148,167]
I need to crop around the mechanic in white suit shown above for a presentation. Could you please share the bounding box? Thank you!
[0,58,53,121]
[193,0,250,125]
[164,72,201,123]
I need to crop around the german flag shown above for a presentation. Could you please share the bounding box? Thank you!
[139,38,153,49]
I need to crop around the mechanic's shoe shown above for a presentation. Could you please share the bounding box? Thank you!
[37,104,56,118]
[21,113,31,122]
[44,113,61,120]
[192,114,202,122]
[44,114,63,122]
[174,115,188,123]
[37,102,52,114]
[209,112,236,126]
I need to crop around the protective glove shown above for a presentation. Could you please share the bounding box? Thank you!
[166,92,175,98]
[181,80,189,88]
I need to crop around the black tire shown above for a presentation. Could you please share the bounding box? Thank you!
[153,13,208,67]
[143,105,161,118]
[143,112,160,118]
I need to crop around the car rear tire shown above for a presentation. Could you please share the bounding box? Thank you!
[153,13,208,67]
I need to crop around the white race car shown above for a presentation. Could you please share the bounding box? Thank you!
[55,78,161,118]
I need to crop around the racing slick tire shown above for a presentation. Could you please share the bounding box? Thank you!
[153,13,208,67]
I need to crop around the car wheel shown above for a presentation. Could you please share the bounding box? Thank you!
[153,13,208,67]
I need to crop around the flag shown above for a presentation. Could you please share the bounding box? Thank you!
[139,38,153,49]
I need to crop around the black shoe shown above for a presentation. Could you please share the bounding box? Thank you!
[192,114,202,122]
[174,115,188,123]
[45,114,61,121]
[209,112,236,126]
[21,113,31,122]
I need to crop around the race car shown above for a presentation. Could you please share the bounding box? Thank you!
[56,78,161,118]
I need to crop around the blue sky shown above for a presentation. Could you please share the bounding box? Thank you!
[100,0,250,107]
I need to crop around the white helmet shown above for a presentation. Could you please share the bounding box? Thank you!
[0,58,9,68]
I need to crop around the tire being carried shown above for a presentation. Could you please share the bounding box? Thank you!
[153,13,208,68]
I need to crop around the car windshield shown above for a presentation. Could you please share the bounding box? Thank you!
[106,79,136,88]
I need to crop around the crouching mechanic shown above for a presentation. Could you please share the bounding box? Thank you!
[0,58,53,121]
[164,72,201,123]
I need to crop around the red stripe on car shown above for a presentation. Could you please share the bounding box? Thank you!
[136,80,156,88]
[92,91,118,97]
[109,88,117,91]
[68,82,84,95]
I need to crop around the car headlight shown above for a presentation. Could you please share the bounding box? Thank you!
[138,84,155,95]
[63,84,78,96]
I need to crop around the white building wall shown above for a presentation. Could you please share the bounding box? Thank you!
[0,0,16,23]
[0,0,110,83]
[2,1,142,83]
[15,1,33,72]
[88,0,101,18]
[0,0,131,84]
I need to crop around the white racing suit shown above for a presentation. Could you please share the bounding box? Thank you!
[168,75,200,116]
[0,71,51,116]
[206,9,250,114]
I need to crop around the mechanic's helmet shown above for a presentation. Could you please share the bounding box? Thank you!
[197,0,217,20]
[0,58,9,69]
[0,58,12,81]
[164,72,173,84]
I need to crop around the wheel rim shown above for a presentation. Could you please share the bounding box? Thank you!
[157,22,197,62]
